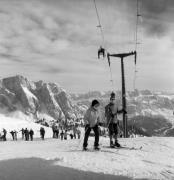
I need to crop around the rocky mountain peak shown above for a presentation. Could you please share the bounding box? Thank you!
[0,75,83,124]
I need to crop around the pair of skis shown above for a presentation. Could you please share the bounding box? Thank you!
[83,145,143,151]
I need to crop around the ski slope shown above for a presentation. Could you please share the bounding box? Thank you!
[0,136,174,180]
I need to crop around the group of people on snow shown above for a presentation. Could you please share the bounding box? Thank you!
[83,92,126,151]
[52,124,81,141]
[0,127,45,141]
[0,124,82,142]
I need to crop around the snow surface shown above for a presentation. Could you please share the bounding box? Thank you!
[0,135,174,180]
[0,114,174,179]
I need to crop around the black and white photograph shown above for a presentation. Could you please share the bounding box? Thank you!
[0,0,174,179]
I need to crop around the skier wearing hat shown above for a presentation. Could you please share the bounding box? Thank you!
[83,99,101,151]
[105,92,126,148]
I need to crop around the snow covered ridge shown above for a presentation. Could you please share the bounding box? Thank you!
[0,75,83,124]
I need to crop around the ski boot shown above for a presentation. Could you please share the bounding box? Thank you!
[114,141,121,148]
[94,146,100,151]
[110,140,115,148]
[83,147,88,151]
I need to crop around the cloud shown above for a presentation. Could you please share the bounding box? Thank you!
[110,0,174,38]
[140,0,174,37]
[41,67,66,74]
[0,53,24,63]
[0,0,173,92]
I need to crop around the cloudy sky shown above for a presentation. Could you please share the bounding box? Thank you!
[0,0,174,93]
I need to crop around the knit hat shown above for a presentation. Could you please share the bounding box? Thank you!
[91,99,100,107]
[110,92,116,100]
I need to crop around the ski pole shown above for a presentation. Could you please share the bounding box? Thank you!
[76,125,90,149]
[99,117,112,146]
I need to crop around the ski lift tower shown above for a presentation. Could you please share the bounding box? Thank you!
[107,51,137,138]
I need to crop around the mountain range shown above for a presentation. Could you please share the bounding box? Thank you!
[71,90,174,136]
[0,75,82,125]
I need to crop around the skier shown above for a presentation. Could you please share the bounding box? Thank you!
[29,129,34,141]
[24,128,29,141]
[105,92,126,148]
[55,126,59,138]
[83,99,101,151]
[2,128,7,141]
[40,127,45,140]
[70,133,73,139]
[77,128,81,139]
[14,130,18,141]
[73,125,77,139]
[10,130,15,140]
[20,128,25,140]
[64,130,67,140]
[52,125,56,138]
[60,130,64,140]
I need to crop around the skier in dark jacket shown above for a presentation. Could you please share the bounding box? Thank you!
[60,130,64,140]
[52,125,56,138]
[83,99,101,151]
[55,126,59,138]
[64,130,67,140]
[24,128,29,141]
[70,133,73,139]
[14,130,18,140]
[73,125,77,139]
[10,131,15,140]
[20,128,25,140]
[2,128,7,141]
[105,92,126,148]
[29,129,34,141]
[40,127,45,140]
[77,129,81,139]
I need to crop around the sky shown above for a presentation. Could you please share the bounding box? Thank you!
[0,0,174,93]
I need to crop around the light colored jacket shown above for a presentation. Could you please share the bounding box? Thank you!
[105,103,119,124]
[84,107,100,128]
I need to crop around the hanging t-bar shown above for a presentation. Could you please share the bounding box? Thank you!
[107,51,137,65]
[98,46,106,59]
[107,51,137,67]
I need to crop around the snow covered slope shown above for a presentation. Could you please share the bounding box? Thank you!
[0,137,174,180]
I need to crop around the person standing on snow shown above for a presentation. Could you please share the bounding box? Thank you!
[55,126,59,138]
[29,129,34,141]
[83,99,101,151]
[60,129,64,140]
[77,128,81,139]
[10,130,15,140]
[52,125,56,138]
[64,130,68,140]
[20,128,25,140]
[105,92,127,148]
[73,125,77,139]
[24,128,29,141]
[14,130,18,141]
[40,127,45,140]
[2,128,7,141]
